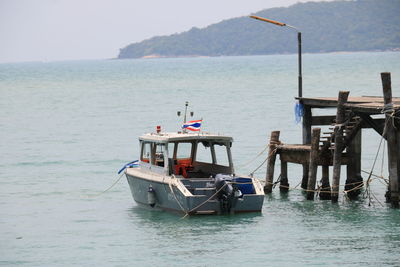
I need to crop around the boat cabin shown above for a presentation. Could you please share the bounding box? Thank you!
[139,132,234,178]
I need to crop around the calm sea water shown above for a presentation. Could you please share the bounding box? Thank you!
[1,52,400,266]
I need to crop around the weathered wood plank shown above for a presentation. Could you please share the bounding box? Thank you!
[311,115,336,126]
[280,161,289,193]
[310,115,384,128]
[265,131,280,194]
[345,130,363,198]
[296,96,400,112]
[359,116,385,132]
[307,128,321,200]
[302,105,312,189]
[278,144,311,152]
[278,150,350,165]
[279,152,309,165]
[381,72,399,208]
[319,165,332,200]
[332,91,350,203]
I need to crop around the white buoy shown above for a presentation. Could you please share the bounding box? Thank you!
[147,185,156,207]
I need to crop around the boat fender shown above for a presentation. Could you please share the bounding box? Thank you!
[147,185,156,207]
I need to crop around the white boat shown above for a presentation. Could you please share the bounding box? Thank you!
[122,104,264,215]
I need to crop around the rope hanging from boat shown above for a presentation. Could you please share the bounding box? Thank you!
[361,135,385,206]
[237,132,284,176]
[168,176,189,217]
[85,160,139,198]
[184,183,229,218]
[84,172,126,198]
[169,177,238,219]
[236,144,269,169]
[249,147,278,177]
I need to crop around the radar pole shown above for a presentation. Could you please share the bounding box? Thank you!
[183,101,188,124]
[177,101,193,133]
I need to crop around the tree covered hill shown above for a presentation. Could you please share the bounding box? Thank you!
[118,0,400,59]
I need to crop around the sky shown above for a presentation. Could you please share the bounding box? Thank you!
[0,0,334,63]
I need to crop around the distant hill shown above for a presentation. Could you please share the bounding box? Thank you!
[118,0,400,59]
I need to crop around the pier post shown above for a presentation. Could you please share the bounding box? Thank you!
[397,129,400,205]
[280,161,289,192]
[301,105,312,189]
[345,130,363,198]
[331,91,350,203]
[381,72,399,208]
[307,128,321,200]
[319,165,332,200]
[265,131,280,193]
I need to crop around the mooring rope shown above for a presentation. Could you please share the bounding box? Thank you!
[360,170,388,183]
[272,174,281,189]
[249,147,278,177]
[382,103,399,136]
[237,135,283,174]
[85,161,140,198]
[84,172,126,198]
[361,134,385,206]
[380,141,386,179]
[237,144,269,169]
[168,176,189,217]
[262,177,384,196]
[180,182,231,219]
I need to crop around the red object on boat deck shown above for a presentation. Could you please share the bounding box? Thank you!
[175,158,193,178]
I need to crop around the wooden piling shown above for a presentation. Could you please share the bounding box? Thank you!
[301,106,312,189]
[280,161,289,192]
[265,131,280,193]
[331,91,350,203]
[345,130,363,198]
[319,165,332,200]
[269,74,399,206]
[381,72,399,208]
[397,130,400,205]
[307,128,321,200]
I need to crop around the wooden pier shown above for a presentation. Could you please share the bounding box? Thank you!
[265,72,400,207]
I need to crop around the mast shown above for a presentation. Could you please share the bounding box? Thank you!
[178,101,193,133]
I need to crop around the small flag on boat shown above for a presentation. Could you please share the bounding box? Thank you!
[182,120,202,132]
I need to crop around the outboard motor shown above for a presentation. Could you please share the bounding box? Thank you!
[215,174,240,213]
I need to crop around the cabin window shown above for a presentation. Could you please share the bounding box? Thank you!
[141,142,151,163]
[195,141,213,163]
[153,143,166,167]
[176,142,192,159]
[214,143,230,167]
[168,142,176,159]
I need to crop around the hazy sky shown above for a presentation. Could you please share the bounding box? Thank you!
[0,0,334,63]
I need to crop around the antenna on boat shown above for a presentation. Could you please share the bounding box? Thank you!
[177,101,194,133]
[184,101,189,124]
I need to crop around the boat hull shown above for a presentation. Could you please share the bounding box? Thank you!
[126,170,264,215]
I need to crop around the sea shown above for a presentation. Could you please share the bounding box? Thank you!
[1,52,400,266]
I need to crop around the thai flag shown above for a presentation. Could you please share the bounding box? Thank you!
[182,120,202,132]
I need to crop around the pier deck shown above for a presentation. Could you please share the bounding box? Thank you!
[265,73,400,207]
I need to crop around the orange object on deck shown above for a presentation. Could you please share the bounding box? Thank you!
[175,158,193,178]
